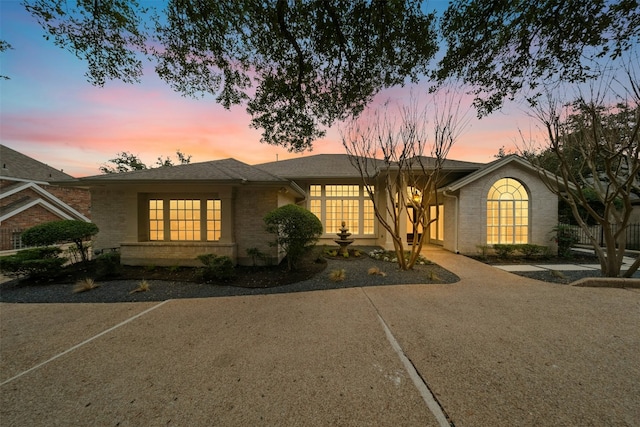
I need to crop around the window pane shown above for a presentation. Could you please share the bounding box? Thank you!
[326,200,359,234]
[149,199,164,241]
[311,184,372,235]
[487,179,528,244]
[326,185,359,197]
[206,199,221,241]
[310,199,321,221]
[169,199,201,241]
[363,199,375,235]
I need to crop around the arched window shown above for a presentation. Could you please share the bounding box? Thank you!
[487,178,529,244]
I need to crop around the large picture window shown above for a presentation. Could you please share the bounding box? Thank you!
[487,178,529,244]
[170,199,201,241]
[148,198,221,241]
[310,184,375,235]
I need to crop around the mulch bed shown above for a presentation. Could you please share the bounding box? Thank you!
[0,248,459,303]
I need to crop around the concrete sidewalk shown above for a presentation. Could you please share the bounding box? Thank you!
[1,248,639,426]
[493,248,638,274]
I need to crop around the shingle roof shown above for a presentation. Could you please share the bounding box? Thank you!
[70,158,288,184]
[0,145,74,182]
[411,156,485,171]
[255,154,376,179]
[255,153,484,179]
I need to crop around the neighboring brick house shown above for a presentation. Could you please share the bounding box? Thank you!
[58,153,560,266]
[0,145,91,251]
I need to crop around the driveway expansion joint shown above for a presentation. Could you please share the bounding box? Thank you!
[360,287,453,427]
[0,300,170,387]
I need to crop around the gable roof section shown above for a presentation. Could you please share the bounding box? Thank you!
[0,144,74,183]
[64,158,289,185]
[441,155,573,192]
[0,182,90,223]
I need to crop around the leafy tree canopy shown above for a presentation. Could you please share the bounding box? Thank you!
[0,40,12,80]
[99,150,191,173]
[23,0,438,152]
[438,0,640,115]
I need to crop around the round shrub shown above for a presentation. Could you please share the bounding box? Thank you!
[264,204,323,270]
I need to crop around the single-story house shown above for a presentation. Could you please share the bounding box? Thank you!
[0,145,91,251]
[57,153,560,266]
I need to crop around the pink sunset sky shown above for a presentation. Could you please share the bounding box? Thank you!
[1,1,539,178]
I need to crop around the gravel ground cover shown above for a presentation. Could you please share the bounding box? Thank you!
[511,267,640,284]
[0,249,458,303]
[4,247,637,304]
[474,250,640,284]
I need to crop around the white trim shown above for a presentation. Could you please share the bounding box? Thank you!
[442,155,576,193]
[0,175,51,186]
[0,198,78,223]
[0,181,90,222]
[443,156,532,192]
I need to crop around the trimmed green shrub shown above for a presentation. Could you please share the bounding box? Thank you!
[264,204,323,270]
[21,220,99,263]
[197,254,236,281]
[493,244,518,258]
[476,244,490,259]
[551,224,579,258]
[518,244,546,258]
[246,247,269,266]
[0,247,66,279]
[95,252,121,279]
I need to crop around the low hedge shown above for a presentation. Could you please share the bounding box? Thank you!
[492,244,548,259]
[0,247,66,279]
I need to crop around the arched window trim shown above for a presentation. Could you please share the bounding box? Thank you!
[486,177,529,245]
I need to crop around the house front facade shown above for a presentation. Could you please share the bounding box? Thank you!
[58,153,559,266]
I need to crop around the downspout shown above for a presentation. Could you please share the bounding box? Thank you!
[443,189,459,254]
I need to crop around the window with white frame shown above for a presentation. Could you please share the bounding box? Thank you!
[148,198,221,241]
[486,178,529,244]
[309,184,375,235]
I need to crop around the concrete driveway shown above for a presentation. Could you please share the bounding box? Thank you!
[1,249,639,426]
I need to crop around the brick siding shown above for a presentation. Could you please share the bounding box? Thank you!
[234,187,283,265]
[0,181,91,250]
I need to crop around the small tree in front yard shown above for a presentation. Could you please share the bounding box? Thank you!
[264,204,323,271]
[524,67,640,277]
[342,87,468,270]
[21,220,99,263]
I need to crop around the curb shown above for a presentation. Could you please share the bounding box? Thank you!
[571,277,640,288]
